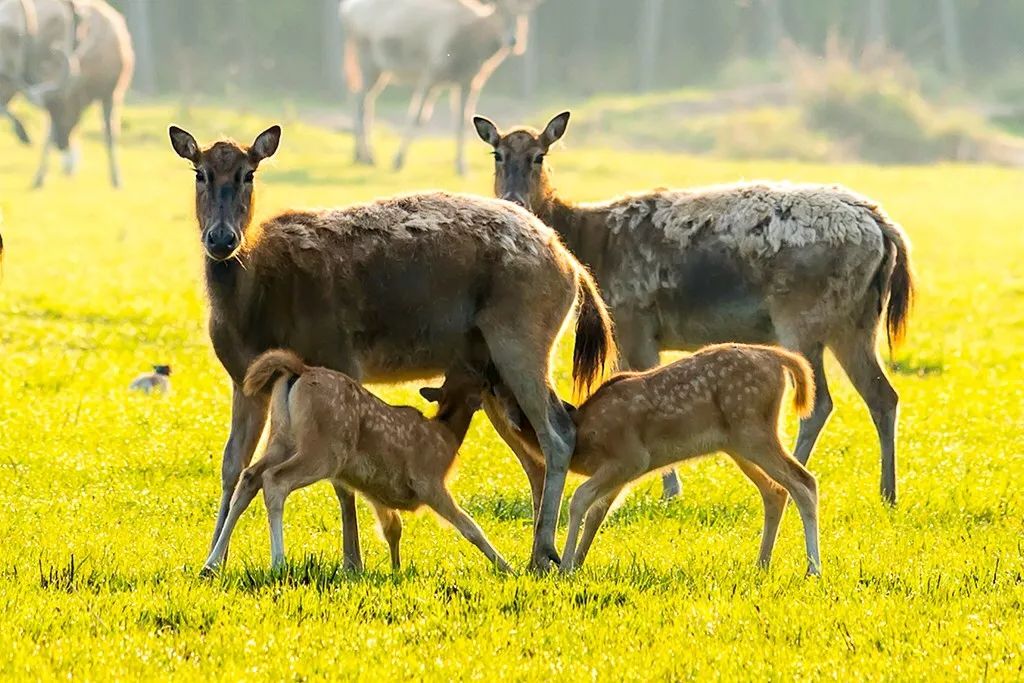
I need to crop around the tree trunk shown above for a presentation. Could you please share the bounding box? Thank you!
[123,0,156,93]
[865,0,887,48]
[761,0,786,56]
[322,0,345,96]
[520,11,539,99]
[938,0,964,78]
[637,0,663,92]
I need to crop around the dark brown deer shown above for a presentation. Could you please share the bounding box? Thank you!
[340,0,535,175]
[474,111,915,504]
[168,124,615,571]
[2,0,133,188]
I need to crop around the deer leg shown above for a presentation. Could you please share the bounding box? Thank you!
[573,486,624,569]
[563,464,633,572]
[31,117,55,189]
[368,499,402,571]
[203,435,292,572]
[210,384,269,553]
[1,94,30,145]
[482,392,545,522]
[425,486,512,573]
[784,342,833,466]
[830,332,900,505]
[101,95,122,188]
[729,456,789,569]
[392,75,435,171]
[262,449,335,569]
[353,69,387,166]
[735,433,821,576]
[482,337,573,571]
[453,81,481,176]
[326,482,363,571]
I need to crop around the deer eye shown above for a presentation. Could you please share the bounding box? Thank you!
[532,153,545,165]
[194,169,206,183]
[244,170,254,183]
[492,151,504,163]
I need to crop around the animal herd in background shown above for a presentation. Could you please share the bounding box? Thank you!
[1,0,917,575]
[0,0,133,187]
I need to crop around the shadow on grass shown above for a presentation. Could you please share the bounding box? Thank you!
[887,355,944,376]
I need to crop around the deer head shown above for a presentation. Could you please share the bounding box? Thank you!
[473,111,569,211]
[168,125,281,261]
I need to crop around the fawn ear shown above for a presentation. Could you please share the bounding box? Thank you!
[540,111,570,148]
[419,386,443,403]
[169,126,200,163]
[473,116,501,147]
[250,125,281,163]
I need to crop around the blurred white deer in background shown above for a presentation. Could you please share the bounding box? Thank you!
[339,0,536,176]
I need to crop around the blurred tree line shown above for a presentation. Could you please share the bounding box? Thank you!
[111,0,1024,98]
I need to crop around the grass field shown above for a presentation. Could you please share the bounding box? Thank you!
[1,103,1022,680]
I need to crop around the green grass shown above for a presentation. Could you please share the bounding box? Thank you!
[1,103,1023,680]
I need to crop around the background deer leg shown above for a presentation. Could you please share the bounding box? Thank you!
[101,94,122,188]
[32,116,55,188]
[454,80,481,176]
[353,68,387,165]
[392,73,436,171]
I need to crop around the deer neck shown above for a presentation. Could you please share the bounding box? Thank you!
[533,184,601,271]
[434,404,476,448]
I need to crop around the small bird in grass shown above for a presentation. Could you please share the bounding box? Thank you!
[129,365,172,395]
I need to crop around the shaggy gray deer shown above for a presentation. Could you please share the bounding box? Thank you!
[0,0,133,187]
[475,112,915,504]
[340,0,534,175]
[204,351,512,573]
[498,344,821,575]
[168,124,615,571]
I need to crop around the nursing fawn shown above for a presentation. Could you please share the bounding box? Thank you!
[501,344,822,575]
[203,350,512,574]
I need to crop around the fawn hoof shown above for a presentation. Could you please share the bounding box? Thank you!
[199,564,218,579]
[805,562,822,578]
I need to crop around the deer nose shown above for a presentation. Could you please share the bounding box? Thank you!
[203,227,239,258]
[502,194,530,211]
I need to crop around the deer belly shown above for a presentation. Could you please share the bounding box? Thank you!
[354,260,484,381]
[654,248,775,348]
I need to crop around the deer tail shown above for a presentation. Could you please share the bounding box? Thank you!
[773,348,815,419]
[243,349,307,397]
[572,267,617,399]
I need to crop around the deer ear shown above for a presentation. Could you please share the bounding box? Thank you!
[473,116,501,147]
[250,125,281,163]
[168,126,200,163]
[540,111,570,148]
[419,386,443,403]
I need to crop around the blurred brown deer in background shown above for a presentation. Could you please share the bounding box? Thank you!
[168,123,615,572]
[0,0,133,187]
[340,0,536,175]
[475,111,915,505]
